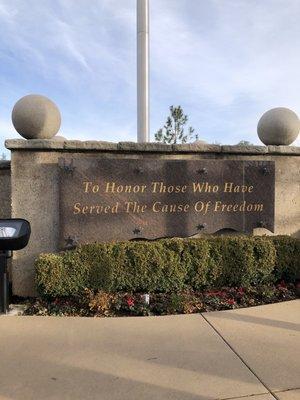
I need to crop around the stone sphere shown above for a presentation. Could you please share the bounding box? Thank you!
[12,94,61,139]
[257,107,300,145]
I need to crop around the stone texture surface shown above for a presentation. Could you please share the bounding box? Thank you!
[172,143,221,153]
[118,141,173,152]
[12,94,61,139]
[276,389,300,400]
[64,140,119,151]
[10,151,60,296]
[205,300,300,392]
[193,139,207,145]
[221,145,268,154]
[5,139,300,154]
[6,139,65,150]
[257,108,300,145]
[267,145,300,155]
[0,314,267,400]
[6,142,300,296]
[0,161,11,219]
[235,396,276,400]
[274,156,300,237]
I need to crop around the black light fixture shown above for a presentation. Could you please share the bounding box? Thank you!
[0,219,31,251]
[0,219,31,314]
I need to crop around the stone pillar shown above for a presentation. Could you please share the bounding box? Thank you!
[9,149,61,296]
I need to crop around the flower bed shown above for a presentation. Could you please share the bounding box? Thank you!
[23,282,299,317]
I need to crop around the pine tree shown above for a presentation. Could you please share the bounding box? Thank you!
[236,140,253,146]
[155,106,198,144]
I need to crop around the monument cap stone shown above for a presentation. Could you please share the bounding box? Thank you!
[12,94,61,139]
[257,107,300,146]
[193,139,207,145]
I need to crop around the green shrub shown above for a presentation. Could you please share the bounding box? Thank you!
[252,237,276,284]
[35,251,90,297]
[35,236,299,297]
[210,237,255,287]
[181,238,210,290]
[205,236,276,288]
[271,236,300,282]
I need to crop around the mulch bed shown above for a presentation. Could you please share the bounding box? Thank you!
[19,281,299,317]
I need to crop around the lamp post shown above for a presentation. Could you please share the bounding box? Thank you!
[137,0,149,142]
[0,219,31,314]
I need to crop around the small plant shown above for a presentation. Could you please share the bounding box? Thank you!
[236,140,253,146]
[155,105,198,144]
[87,289,116,317]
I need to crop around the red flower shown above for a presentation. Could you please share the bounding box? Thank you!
[237,287,244,295]
[206,290,226,298]
[226,299,235,305]
[126,297,135,307]
[278,280,287,288]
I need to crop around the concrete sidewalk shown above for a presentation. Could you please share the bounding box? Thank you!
[0,300,299,400]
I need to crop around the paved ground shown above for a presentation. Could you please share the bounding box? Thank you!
[0,300,299,400]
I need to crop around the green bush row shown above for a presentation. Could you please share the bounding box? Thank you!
[35,236,300,297]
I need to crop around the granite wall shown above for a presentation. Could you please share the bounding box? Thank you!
[5,139,300,296]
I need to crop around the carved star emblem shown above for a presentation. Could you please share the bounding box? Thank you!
[65,235,79,249]
[196,224,206,231]
[258,221,266,228]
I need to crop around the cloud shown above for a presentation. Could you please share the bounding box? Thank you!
[0,0,299,152]
[150,0,300,144]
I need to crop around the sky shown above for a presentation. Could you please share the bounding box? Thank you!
[0,0,300,157]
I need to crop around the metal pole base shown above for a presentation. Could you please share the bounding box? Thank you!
[0,252,9,314]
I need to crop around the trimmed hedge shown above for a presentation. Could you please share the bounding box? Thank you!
[271,236,300,282]
[35,236,300,297]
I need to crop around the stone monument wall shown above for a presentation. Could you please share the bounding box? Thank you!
[0,160,11,219]
[5,139,300,296]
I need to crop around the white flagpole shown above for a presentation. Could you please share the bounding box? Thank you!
[137,0,149,142]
